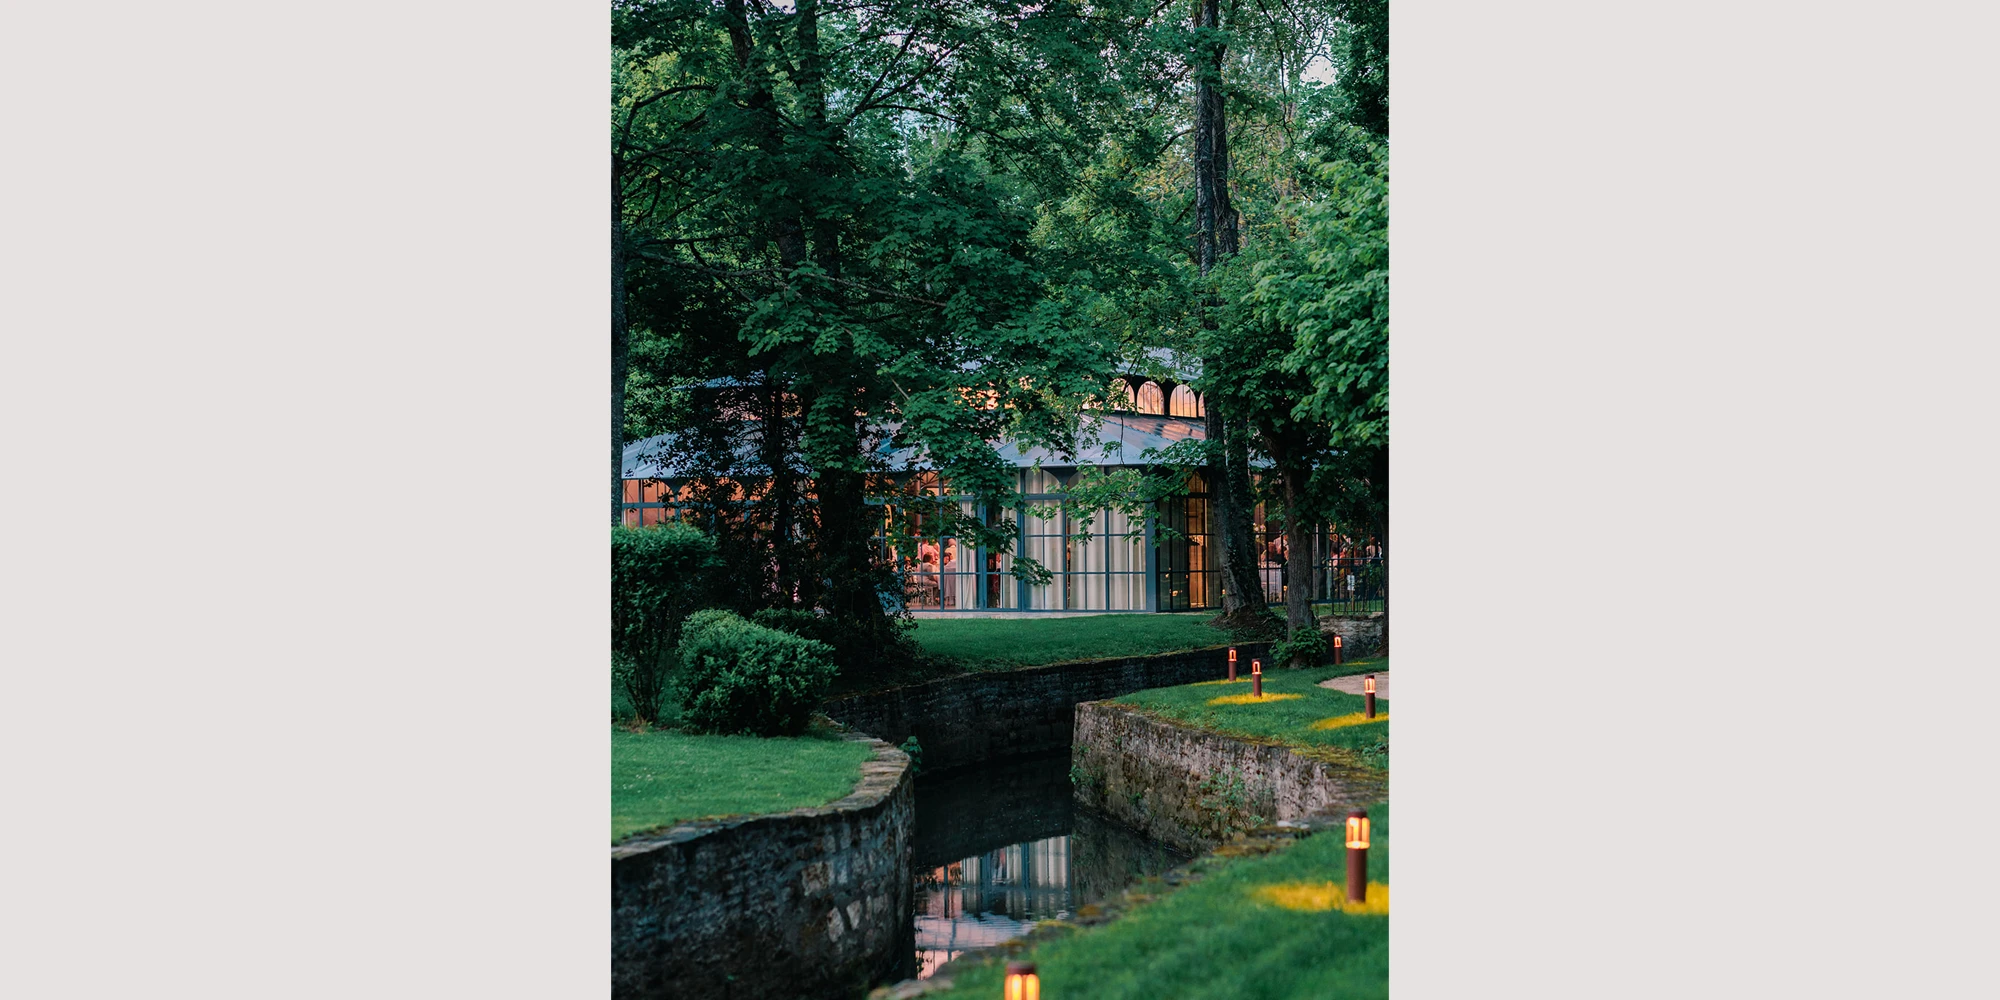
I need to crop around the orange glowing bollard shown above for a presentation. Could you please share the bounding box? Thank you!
[1004,961,1040,1000]
[1251,658,1263,698]
[1345,809,1370,904]
[1333,633,1344,665]
[1228,646,1237,682]
[1363,674,1377,719]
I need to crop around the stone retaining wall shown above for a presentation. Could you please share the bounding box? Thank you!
[1070,702,1388,853]
[823,643,1273,774]
[1320,612,1387,660]
[611,736,915,1000]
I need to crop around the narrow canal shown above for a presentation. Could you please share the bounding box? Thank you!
[897,750,1192,981]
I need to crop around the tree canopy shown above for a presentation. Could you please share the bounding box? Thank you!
[612,0,1389,669]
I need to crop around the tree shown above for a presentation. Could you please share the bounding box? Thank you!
[1231,154,1389,659]
[612,0,1181,674]
[607,0,1389,667]
[1190,0,1274,630]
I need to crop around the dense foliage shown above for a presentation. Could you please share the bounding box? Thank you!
[612,0,1391,670]
[674,609,841,736]
[611,522,722,722]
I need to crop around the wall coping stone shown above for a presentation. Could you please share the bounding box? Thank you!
[611,734,909,859]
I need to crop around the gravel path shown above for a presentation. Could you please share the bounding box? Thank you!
[1318,671,1388,699]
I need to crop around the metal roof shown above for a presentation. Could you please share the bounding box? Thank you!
[981,413,1206,468]
[621,412,1210,480]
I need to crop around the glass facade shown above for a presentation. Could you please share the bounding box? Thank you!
[620,478,678,526]
[619,468,1376,614]
[885,478,983,611]
[1155,471,1215,611]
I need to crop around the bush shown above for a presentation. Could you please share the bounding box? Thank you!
[749,607,842,648]
[1271,624,1327,669]
[612,522,721,723]
[675,611,840,737]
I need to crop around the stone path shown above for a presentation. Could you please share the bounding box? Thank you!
[1317,671,1388,699]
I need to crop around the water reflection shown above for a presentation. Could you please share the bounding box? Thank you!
[910,752,1189,979]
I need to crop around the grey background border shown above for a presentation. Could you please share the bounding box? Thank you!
[4,1,1996,996]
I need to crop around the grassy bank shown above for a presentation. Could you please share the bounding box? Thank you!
[942,804,1389,1000]
[1111,656,1390,767]
[611,728,873,843]
[911,612,1238,670]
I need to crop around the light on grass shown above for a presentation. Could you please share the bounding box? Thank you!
[1228,646,1237,682]
[1256,880,1389,914]
[1363,673,1376,719]
[1252,657,1262,698]
[1004,961,1039,1000]
[1207,692,1301,706]
[1345,809,1370,904]
[1333,633,1344,665]
[1307,711,1385,730]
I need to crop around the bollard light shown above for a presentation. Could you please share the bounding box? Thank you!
[1004,961,1040,1000]
[1251,657,1263,698]
[1345,809,1370,904]
[1363,673,1377,719]
[1228,646,1238,682]
[1333,633,1344,665]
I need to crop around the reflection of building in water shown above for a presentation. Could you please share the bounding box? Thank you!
[914,836,1071,979]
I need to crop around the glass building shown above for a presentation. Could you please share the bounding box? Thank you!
[621,375,1382,614]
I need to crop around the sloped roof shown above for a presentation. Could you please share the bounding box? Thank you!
[622,412,1209,480]
[983,413,1206,468]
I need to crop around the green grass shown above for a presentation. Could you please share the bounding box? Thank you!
[911,612,1240,670]
[1112,656,1390,767]
[946,803,1389,1000]
[611,728,873,843]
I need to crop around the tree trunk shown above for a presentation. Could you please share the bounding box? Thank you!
[1374,458,1389,657]
[611,153,629,527]
[1215,406,1266,620]
[760,379,808,608]
[1280,465,1317,662]
[1193,0,1267,625]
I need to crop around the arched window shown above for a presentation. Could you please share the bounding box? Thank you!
[1169,384,1200,417]
[1136,381,1165,414]
[1109,380,1136,411]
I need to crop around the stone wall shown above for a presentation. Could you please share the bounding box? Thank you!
[823,643,1273,774]
[612,736,915,1000]
[1070,702,1388,854]
[1320,612,1386,660]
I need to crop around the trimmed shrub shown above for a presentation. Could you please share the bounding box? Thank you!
[612,522,720,723]
[675,611,839,737]
[749,607,842,648]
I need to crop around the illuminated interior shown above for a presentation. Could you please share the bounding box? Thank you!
[617,379,1383,614]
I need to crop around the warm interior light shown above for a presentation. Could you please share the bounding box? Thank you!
[1345,811,1370,849]
[1004,962,1040,1000]
[1363,675,1376,695]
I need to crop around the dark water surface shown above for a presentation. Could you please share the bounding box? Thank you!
[903,751,1191,980]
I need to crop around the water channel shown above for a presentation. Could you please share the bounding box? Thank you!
[893,750,1191,983]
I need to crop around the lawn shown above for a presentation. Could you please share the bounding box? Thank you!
[611,728,873,843]
[910,612,1240,670]
[944,802,1389,1000]
[1111,656,1390,768]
